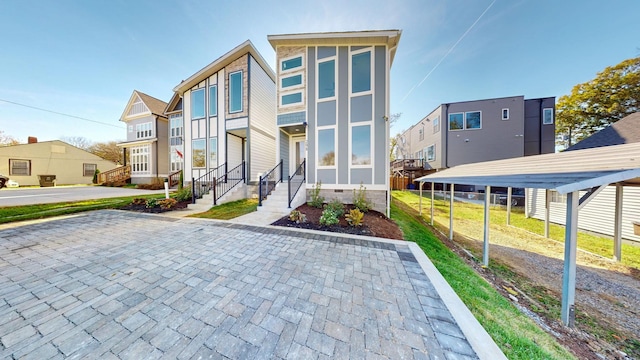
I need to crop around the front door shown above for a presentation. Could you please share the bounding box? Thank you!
[290,136,305,176]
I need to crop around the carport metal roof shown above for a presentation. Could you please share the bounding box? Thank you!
[414,142,640,327]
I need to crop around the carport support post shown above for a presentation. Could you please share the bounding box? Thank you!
[430,182,435,226]
[545,189,551,238]
[419,183,423,215]
[483,185,491,266]
[449,183,454,240]
[506,187,512,225]
[613,185,623,261]
[561,191,578,327]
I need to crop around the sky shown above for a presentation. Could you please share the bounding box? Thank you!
[1,0,639,144]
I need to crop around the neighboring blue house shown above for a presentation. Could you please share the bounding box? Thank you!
[267,30,402,215]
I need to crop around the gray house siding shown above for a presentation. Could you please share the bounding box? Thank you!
[125,115,157,142]
[307,46,316,184]
[524,97,555,156]
[337,46,349,185]
[248,55,276,182]
[279,129,289,177]
[373,45,387,185]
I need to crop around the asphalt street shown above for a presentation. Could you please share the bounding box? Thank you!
[0,186,167,207]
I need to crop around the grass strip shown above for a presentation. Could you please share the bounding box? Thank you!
[390,196,574,360]
[189,198,258,220]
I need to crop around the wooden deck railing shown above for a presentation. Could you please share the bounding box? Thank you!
[97,165,131,184]
[391,159,424,172]
[168,170,182,187]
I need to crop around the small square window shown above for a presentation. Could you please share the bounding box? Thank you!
[9,159,30,176]
[502,108,509,120]
[449,113,464,130]
[83,163,97,177]
[543,108,554,125]
[465,111,481,129]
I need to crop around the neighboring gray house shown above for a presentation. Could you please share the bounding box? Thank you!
[172,40,276,194]
[267,30,402,215]
[527,112,640,243]
[116,90,169,184]
[394,96,555,179]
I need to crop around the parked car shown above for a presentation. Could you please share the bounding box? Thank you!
[0,174,8,189]
[498,188,525,206]
[7,179,19,188]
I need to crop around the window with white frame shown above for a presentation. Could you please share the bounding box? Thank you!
[433,116,440,133]
[282,74,302,88]
[209,137,217,168]
[127,97,147,116]
[9,159,30,176]
[281,56,302,72]
[83,163,96,177]
[351,125,371,165]
[130,145,150,174]
[543,108,554,124]
[502,108,509,120]
[191,88,205,119]
[229,71,243,113]
[351,50,371,93]
[550,190,566,203]
[192,139,206,168]
[449,113,464,130]
[318,59,335,99]
[209,85,217,116]
[136,122,153,139]
[418,128,424,141]
[449,111,481,130]
[317,128,335,166]
[426,145,436,161]
[170,114,183,172]
[281,93,302,106]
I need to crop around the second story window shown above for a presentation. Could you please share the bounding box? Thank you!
[433,116,440,133]
[229,71,243,113]
[281,56,302,72]
[136,122,153,139]
[543,108,554,124]
[191,88,205,119]
[502,108,510,120]
[351,51,371,93]
[418,128,424,141]
[209,85,218,116]
[318,60,335,99]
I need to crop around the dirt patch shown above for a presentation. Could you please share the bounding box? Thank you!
[271,204,404,240]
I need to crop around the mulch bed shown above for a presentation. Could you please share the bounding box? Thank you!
[271,203,404,240]
[119,200,191,213]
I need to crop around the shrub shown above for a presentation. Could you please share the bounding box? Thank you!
[324,198,345,217]
[145,198,158,208]
[346,208,364,227]
[289,210,307,224]
[308,181,324,208]
[92,169,100,184]
[172,187,192,202]
[178,170,184,190]
[319,208,339,226]
[353,184,372,213]
[157,198,177,210]
[137,178,165,190]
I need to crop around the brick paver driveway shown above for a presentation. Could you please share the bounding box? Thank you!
[0,210,487,359]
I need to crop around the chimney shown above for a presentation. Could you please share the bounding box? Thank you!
[28,136,37,144]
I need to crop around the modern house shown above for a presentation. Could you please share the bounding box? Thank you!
[267,30,402,215]
[171,40,276,202]
[164,92,184,175]
[115,90,170,184]
[0,138,117,186]
[527,112,640,243]
[393,95,556,186]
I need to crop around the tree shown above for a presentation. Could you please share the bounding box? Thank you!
[556,56,640,148]
[61,136,93,150]
[88,141,123,164]
[388,113,402,161]
[0,131,19,146]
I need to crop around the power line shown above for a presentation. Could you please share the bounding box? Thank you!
[401,0,497,103]
[0,98,124,129]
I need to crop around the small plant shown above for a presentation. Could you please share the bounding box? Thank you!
[92,169,100,184]
[353,184,372,213]
[346,208,364,227]
[157,198,177,210]
[172,187,192,202]
[289,210,307,224]
[145,198,158,208]
[178,170,184,190]
[324,198,345,217]
[308,181,325,208]
[131,198,147,205]
[319,208,339,226]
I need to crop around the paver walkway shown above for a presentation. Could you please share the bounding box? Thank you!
[0,210,503,359]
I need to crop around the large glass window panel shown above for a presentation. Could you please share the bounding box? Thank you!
[209,86,217,116]
[192,139,206,168]
[281,56,302,71]
[352,51,371,93]
[448,113,464,130]
[543,108,554,124]
[281,75,302,88]
[351,125,371,165]
[318,129,335,166]
[282,93,302,105]
[229,71,243,113]
[318,60,335,99]
[209,138,217,167]
[191,89,205,119]
[427,145,435,161]
[465,111,481,129]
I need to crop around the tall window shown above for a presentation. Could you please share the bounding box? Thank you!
[136,122,153,139]
[9,159,30,176]
[418,128,424,141]
[351,125,371,165]
[191,88,205,119]
[318,129,335,166]
[318,60,335,99]
[426,145,436,161]
[131,145,150,174]
[352,51,371,93]
[502,108,510,120]
[192,139,206,168]
[433,116,440,133]
[209,85,217,116]
[170,114,183,172]
[209,138,217,167]
[83,163,97,177]
[543,108,554,124]
[229,71,243,113]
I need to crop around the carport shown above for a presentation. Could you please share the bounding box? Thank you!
[415,142,640,326]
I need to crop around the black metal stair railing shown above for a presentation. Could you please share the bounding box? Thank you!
[288,159,306,208]
[191,163,226,204]
[258,160,283,207]
[213,161,245,205]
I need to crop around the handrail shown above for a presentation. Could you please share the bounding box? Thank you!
[168,170,182,187]
[213,161,245,205]
[258,159,283,206]
[288,159,306,208]
[97,165,131,184]
[192,163,226,204]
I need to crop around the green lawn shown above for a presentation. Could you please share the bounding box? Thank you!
[189,198,258,220]
[390,198,574,359]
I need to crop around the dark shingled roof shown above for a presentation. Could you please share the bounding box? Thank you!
[566,112,640,151]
